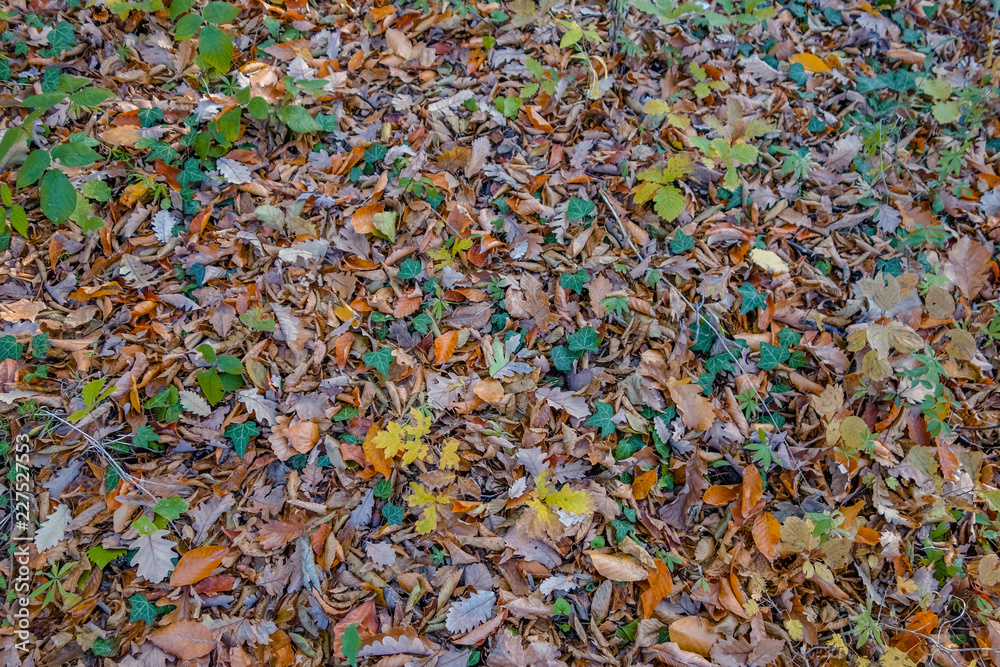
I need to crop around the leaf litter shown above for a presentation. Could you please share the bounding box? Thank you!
[1,0,1000,665]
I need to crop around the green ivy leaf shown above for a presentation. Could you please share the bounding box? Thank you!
[134,425,163,451]
[777,327,802,348]
[550,345,576,372]
[373,478,393,499]
[129,594,161,625]
[364,143,387,163]
[153,496,189,521]
[16,149,50,188]
[737,282,767,315]
[198,24,234,72]
[225,420,260,457]
[382,502,404,525]
[560,270,589,295]
[364,346,395,376]
[40,169,77,223]
[567,326,599,354]
[31,332,50,357]
[397,258,422,280]
[0,335,23,361]
[586,401,616,437]
[566,197,595,221]
[757,342,790,371]
[670,229,694,254]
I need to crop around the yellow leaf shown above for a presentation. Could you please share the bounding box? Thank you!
[749,248,789,275]
[415,505,438,534]
[785,619,804,641]
[546,484,591,515]
[373,422,407,458]
[406,408,432,439]
[790,53,831,73]
[406,483,437,508]
[643,98,671,115]
[439,439,461,470]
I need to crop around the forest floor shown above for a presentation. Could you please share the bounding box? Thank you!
[2,0,1000,666]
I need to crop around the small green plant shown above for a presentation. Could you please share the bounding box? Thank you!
[195,343,245,406]
[170,1,239,73]
[557,19,608,99]
[31,561,81,610]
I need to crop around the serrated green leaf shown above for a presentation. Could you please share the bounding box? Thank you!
[22,91,67,110]
[81,179,112,202]
[216,354,244,374]
[240,307,277,331]
[651,185,685,221]
[87,545,127,569]
[203,1,240,24]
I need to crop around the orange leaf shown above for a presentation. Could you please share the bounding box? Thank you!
[739,465,763,518]
[351,203,382,234]
[752,511,781,561]
[640,560,673,619]
[473,378,504,402]
[362,424,392,478]
[855,525,881,545]
[702,484,740,505]
[149,620,217,660]
[170,545,229,587]
[790,53,831,73]
[632,468,658,500]
[434,330,459,365]
[393,293,422,319]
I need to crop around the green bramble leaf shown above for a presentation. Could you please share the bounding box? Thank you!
[203,1,240,24]
[225,420,260,457]
[198,24,234,72]
[39,169,77,223]
[277,104,322,133]
[16,149,49,188]
[586,401,616,437]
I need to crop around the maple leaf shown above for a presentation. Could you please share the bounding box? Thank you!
[439,439,461,469]
[130,528,177,584]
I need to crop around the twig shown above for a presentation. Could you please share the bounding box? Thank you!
[597,187,641,257]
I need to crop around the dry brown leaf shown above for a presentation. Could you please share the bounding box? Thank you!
[586,551,649,582]
[667,377,716,430]
[149,620,216,660]
[169,545,228,587]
